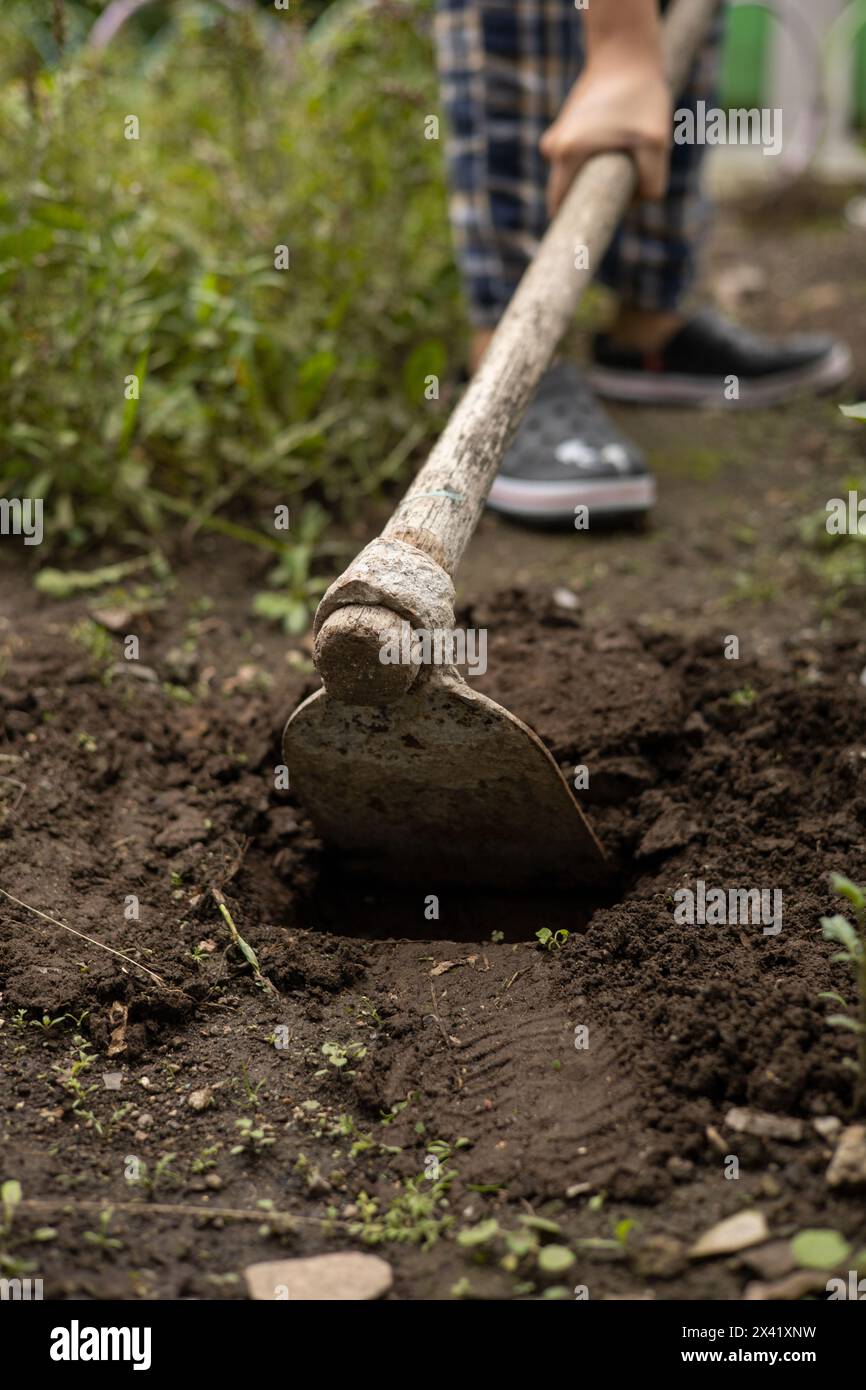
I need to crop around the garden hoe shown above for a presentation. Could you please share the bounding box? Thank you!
[284,0,718,888]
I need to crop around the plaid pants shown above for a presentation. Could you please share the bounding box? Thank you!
[435,0,727,326]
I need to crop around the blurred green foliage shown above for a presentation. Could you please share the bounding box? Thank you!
[0,0,462,549]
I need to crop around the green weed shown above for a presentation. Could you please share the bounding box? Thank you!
[820,873,866,1110]
[535,927,569,952]
[0,0,460,551]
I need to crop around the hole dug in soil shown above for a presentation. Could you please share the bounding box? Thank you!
[1,588,865,1299]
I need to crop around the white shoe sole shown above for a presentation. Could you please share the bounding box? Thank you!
[486,474,656,523]
[586,342,853,409]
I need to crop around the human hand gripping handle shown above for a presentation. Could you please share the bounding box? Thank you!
[541,47,672,216]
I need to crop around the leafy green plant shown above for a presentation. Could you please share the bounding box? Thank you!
[28,1009,88,1035]
[53,1041,102,1131]
[346,1166,456,1249]
[535,927,569,952]
[70,620,113,675]
[537,1244,576,1275]
[237,1063,266,1109]
[1,1179,22,1232]
[0,1179,36,1276]
[456,1211,584,1295]
[190,1146,221,1175]
[457,1218,500,1250]
[791,1227,851,1271]
[0,0,460,551]
[213,890,276,996]
[83,1208,124,1255]
[820,873,866,1109]
[356,996,383,1028]
[36,553,167,599]
[251,503,332,634]
[231,1117,275,1155]
[321,1040,367,1072]
[798,415,866,606]
[729,686,757,707]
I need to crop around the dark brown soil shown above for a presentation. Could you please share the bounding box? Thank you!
[2,557,865,1300]
[3,184,866,1301]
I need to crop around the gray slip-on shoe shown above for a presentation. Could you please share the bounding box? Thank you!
[487,363,655,524]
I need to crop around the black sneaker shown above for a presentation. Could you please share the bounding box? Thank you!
[486,362,655,524]
[588,309,852,408]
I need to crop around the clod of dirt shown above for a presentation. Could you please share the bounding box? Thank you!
[244,1253,393,1301]
[736,1240,797,1281]
[636,800,698,859]
[631,1234,688,1280]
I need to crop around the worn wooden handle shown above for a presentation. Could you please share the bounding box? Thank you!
[317,0,720,702]
[383,0,719,572]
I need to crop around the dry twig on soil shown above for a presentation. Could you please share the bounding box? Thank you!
[0,887,171,990]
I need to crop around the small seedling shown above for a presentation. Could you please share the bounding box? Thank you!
[190,1145,221,1175]
[820,873,866,1109]
[321,1040,367,1072]
[70,619,113,674]
[356,997,383,1028]
[211,887,277,996]
[54,1043,102,1131]
[83,1208,124,1255]
[729,686,757,707]
[29,1010,88,1035]
[379,1093,418,1126]
[237,1063,267,1108]
[0,1180,42,1277]
[1,1179,22,1232]
[143,1153,179,1194]
[791,1228,851,1271]
[231,1117,275,1155]
[252,503,330,634]
[328,1113,375,1158]
[456,1209,584,1294]
[535,927,569,952]
[347,1165,455,1249]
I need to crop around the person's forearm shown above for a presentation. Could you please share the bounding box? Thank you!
[584,0,663,65]
[540,0,670,211]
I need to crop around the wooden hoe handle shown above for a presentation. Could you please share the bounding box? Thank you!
[315,0,721,704]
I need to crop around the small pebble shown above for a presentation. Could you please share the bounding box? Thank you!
[188,1087,214,1112]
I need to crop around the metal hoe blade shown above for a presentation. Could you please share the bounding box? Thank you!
[284,669,608,888]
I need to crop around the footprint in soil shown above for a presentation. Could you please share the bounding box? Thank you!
[371,944,658,1205]
[445,1004,648,1200]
